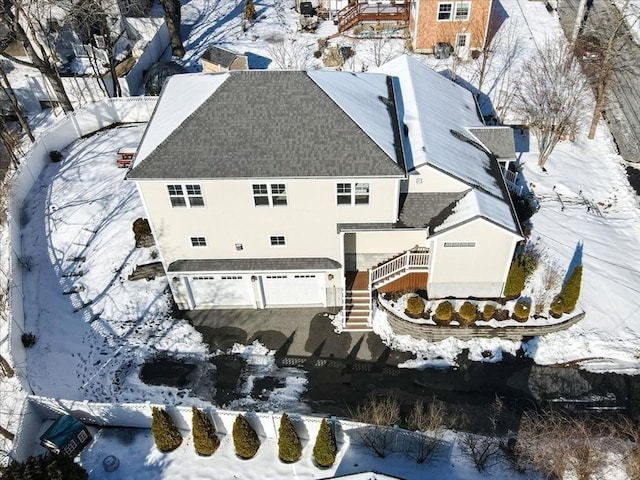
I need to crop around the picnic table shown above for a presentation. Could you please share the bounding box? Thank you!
[116,147,136,168]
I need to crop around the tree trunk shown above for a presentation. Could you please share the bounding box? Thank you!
[588,80,607,139]
[160,0,185,58]
[0,423,15,441]
[0,65,34,142]
[0,353,14,378]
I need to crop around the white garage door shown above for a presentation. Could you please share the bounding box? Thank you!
[190,275,253,307]
[261,274,324,306]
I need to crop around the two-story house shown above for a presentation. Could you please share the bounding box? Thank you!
[127,55,522,331]
[336,0,492,57]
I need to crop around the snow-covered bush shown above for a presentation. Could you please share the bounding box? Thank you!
[151,407,183,452]
[233,414,260,459]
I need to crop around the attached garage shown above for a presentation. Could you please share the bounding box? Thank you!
[260,274,324,306]
[189,275,254,307]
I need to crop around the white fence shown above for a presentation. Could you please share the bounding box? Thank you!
[6,97,157,392]
[12,396,426,464]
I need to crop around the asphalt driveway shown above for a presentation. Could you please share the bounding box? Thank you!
[185,308,414,367]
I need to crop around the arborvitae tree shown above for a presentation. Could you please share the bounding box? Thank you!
[192,407,220,456]
[244,0,256,21]
[313,418,337,467]
[560,265,582,313]
[0,454,88,480]
[503,259,527,298]
[278,413,302,463]
[151,407,183,452]
[233,414,260,459]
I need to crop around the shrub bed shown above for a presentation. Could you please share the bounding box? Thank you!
[278,413,302,463]
[192,407,220,456]
[233,414,260,459]
[151,407,182,452]
[313,418,337,468]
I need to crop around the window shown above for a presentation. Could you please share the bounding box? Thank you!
[337,182,370,205]
[443,241,476,247]
[454,1,470,20]
[64,440,77,456]
[77,430,88,443]
[253,184,288,206]
[167,184,204,207]
[437,1,470,21]
[190,236,207,247]
[221,276,242,280]
[437,2,453,20]
[270,235,286,246]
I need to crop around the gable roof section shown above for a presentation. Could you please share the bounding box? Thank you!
[128,71,406,180]
[468,126,516,159]
[201,45,244,68]
[374,55,503,198]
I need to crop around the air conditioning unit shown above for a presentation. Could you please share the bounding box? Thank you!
[433,42,453,59]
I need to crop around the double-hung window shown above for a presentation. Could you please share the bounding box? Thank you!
[454,1,470,20]
[437,1,470,20]
[167,184,204,207]
[437,2,453,20]
[337,182,370,205]
[253,183,288,206]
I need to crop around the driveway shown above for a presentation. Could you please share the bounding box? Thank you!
[185,308,414,367]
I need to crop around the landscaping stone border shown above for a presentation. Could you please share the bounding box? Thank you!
[376,297,585,341]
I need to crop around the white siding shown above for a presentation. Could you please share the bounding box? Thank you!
[404,164,468,193]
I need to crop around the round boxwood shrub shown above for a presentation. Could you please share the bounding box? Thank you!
[313,418,337,468]
[513,299,531,322]
[404,295,425,319]
[233,414,260,459]
[458,302,477,326]
[278,413,302,463]
[482,304,496,321]
[434,301,453,325]
[549,296,565,318]
[192,407,220,456]
[151,407,183,452]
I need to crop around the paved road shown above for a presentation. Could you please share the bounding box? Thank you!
[558,0,640,163]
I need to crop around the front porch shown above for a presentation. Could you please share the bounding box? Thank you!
[342,249,430,331]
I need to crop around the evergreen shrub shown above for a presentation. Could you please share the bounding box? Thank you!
[404,295,425,319]
[278,413,302,463]
[458,302,477,326]
[151,407,183,452]
[233,414,260,459]
[192,407,220,456]
[313,418,337,468]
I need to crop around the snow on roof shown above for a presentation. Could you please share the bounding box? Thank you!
[374,55,503,198]
[433,189,519,234]
[308,70,405,168]
[133,73,229,166]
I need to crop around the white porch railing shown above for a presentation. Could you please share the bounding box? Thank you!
[369,249,430,286]
[501,166,523,196]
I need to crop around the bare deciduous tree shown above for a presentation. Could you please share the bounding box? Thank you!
[0,0,74,112]
[532,259,563,315]
[404,398,447,463]
[267,37,312,70]
[352,393,401,458]
[365,34,404,68]
[516,41,589,168]
[159,0,184,58]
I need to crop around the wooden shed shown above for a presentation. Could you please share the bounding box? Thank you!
[40,415,92,458]
[200,46,249,73]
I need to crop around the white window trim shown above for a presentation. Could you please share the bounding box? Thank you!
[443,241,477,248]
[336,182,370,206]
[454,1,471,21]
[252,183,288,207]
[436,1,453,21]
[269,235,286,247]
[167,183,205,208]
[190,236,208,247]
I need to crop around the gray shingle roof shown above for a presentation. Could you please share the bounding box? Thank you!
[397,192,467,229]
[468,127,516,159]
[201,46,243,68]
[167,257,342,273]
[128,71,406,180]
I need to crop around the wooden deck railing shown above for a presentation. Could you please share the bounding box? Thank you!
[370,249,429,286]
[337,1,410,33]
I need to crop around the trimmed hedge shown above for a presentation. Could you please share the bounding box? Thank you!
[151,407,183,452]
[549,296,565,318]
[482,304,496,321]
[278,413,302,463]
[405,296,425,319]
[513,299,531,322]
[192,407,220,456]
[458,302,477,326]
[434,301,453,325]
[233,414,260,459]
[560,265,582,313]
[313,418,337,468]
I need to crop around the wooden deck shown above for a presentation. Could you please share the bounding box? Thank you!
[337,1,410,33]
[377,272,428,294]
[346,271,369,290]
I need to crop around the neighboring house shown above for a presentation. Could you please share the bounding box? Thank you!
[127,55,522,331]
[39,415,92,458]
[336,0,492,57]
[200,46,249,73]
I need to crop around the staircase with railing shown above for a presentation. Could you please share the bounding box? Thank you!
[369,248,429,289]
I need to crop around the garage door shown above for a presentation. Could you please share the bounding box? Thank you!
[261,274,324,306]
[190,275,253,307]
